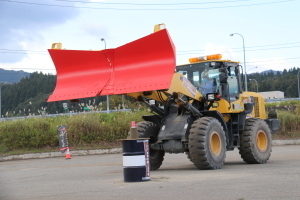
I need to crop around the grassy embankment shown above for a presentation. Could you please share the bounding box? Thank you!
[0,110,150,155]
[266,100,300,139]
[0,101,300,156]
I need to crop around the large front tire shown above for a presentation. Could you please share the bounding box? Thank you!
[188,117,226,170]
[239,118,272,164]
[137,121,165,171]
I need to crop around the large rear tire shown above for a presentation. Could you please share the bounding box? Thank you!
[188,117,226,170]
[239,118,272,164]
[137,121,165,171]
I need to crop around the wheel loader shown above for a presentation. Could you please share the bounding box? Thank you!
[48,24,280,170]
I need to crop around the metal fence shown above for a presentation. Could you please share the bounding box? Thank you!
[0,109,131,122]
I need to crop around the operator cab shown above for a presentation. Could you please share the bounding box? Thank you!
[176,54,243,102]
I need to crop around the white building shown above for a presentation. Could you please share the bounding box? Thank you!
[258,91,284,99]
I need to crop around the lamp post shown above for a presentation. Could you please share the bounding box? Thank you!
[230,33,247,91]
[0,83,2,118]
[101,38,109,114]
[249,79,258,92]
[247,66,258,74]
[298,70,300,98]
[100,38,106,49]
[122,95,125,109]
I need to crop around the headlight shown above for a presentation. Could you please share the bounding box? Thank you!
[207,93,215,100]
[149,100,155,105]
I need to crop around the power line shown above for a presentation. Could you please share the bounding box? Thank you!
[1,58,299,72]
[177,41,300,54]
[246,56,300,63]
[52,0,252,5]
[238,41,300,49]
[2,40,300,55]
[0,49,46,53]
[246,60,300,66]
[1,0,295,10]
[1,68,55,70]
[0,49,48,55]
[0,72,30,74]
[176,45,300,55]
[0,51,47,55]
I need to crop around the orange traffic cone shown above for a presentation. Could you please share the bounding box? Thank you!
[65,148,71,159]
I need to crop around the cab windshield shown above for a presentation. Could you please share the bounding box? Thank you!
[176,62,241,97]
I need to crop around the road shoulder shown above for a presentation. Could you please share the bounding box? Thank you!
[1,140,300,162]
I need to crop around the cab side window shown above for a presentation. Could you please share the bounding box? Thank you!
[227,67,240,100]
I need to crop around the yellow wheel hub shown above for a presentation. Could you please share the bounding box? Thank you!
[256,130,268,152]
[210,132,222,156]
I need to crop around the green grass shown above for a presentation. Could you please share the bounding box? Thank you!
[274,110,300,139]
[0,110,150,155]
[265,100,300,107]
[265,100,300,139]
[1,105,300,156]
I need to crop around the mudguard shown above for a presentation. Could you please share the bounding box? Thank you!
[47,29,176,102]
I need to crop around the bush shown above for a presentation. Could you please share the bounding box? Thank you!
[1,107,299,154]
[0,110,150,153]
[275,110,300,139]
[0,118,58,151]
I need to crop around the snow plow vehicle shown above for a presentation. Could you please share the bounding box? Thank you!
[48,24,280,170]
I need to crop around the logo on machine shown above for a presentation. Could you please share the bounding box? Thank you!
[143,140,150,180]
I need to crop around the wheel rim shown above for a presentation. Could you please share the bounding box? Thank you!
[210,132,222,156]
[256,130,268,152]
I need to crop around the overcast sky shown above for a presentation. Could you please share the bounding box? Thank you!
[0,0,299,74]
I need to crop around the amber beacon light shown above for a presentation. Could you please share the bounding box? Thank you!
[189,54,222,63]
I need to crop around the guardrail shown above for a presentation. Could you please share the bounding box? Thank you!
[0,109,131,122]
[265,98,300,102]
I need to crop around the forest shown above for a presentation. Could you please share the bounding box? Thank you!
[247,67,300,97]
[0,67,300,117]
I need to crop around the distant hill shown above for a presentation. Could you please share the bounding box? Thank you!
[0,68,30,84]
[260,69,282,75]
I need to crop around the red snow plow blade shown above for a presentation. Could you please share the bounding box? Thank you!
[47,29,176,102]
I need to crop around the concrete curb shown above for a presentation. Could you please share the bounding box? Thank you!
[0,148,122,162]
[272,139,300,146]
[1,140,300,162]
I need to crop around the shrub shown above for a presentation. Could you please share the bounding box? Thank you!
[0,110,150,153]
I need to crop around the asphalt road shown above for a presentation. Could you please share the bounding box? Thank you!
[1,145,300,200]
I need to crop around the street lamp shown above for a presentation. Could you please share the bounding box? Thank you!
[101,38,109,114]
[249,79,258,92]
[247,66,258,74]
[297,70,300,98]
[100,38,106,49]
[0,83,2,118]
[230,33,247,91]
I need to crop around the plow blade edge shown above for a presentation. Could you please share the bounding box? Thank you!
[47,29,176,102]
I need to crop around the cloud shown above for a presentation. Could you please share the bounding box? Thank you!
[247,57,291,73]
[0,0,79,63]
[88,0,107,2]
[204,43,236,61]
[81,22,109,39]
[0,52,56,75]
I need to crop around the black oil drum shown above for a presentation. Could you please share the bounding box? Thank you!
[122,139,150,182]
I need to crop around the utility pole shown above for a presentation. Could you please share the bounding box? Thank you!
[230,33,247,91]
[101,38,110,114]
[297,70,300,98]
[0,83,2,118]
